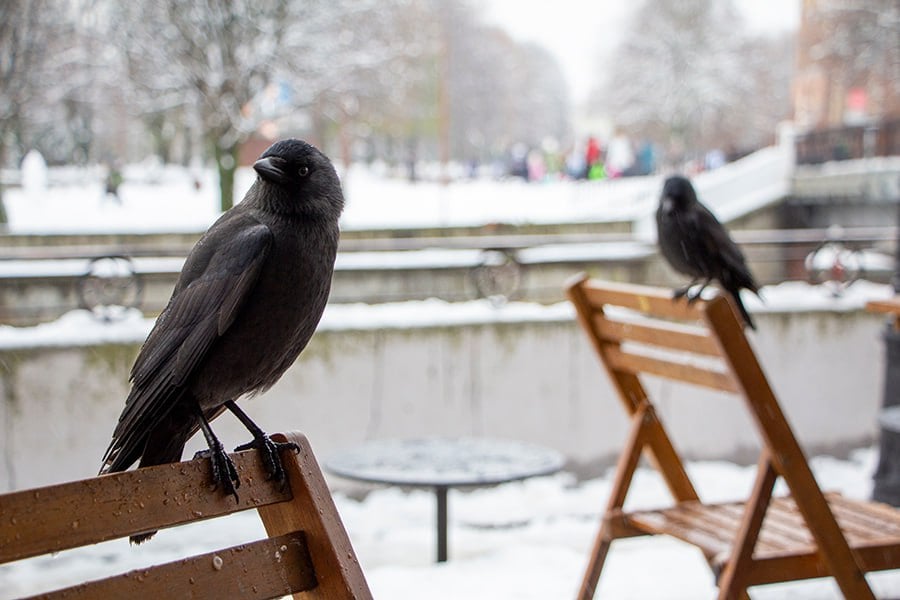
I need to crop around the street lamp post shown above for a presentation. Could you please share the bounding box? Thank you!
[873,179,900,505]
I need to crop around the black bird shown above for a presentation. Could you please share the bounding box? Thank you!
[100,139,343,542]
[656,175,760,329]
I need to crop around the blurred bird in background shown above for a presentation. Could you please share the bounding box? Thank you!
[656,175,760,329]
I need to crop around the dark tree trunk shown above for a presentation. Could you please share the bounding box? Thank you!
[213,139,240,213]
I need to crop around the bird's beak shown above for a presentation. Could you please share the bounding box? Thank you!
[253,156,288,184]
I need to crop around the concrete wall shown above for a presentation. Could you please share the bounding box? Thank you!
[0,306,888,493]
[787,157,900,229]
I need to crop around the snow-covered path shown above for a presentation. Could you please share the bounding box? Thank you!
[2,145,791,236]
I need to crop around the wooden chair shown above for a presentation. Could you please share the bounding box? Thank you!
[567,275,900,600]
[0,432,372,600]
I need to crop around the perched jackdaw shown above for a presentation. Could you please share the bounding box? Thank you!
[656,175,759,329]
[100,139,343,542]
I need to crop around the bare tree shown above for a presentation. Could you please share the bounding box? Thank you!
[798,0,900,127]
[0,0,56,223]
[113,0,410,211]
[356,1,573,168]
[27,3,131,165]
[733,33,795,149]
[445,15,571,162]
[589,0,783,159]
[2,0,576,196]
[301,0,431,167]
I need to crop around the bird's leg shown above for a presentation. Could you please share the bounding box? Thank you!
[192,405,240,501]
[227,401,299,487]
[673,279,698,300]
[685,278,712,303]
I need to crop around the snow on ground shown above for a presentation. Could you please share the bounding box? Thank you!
[2,146,792,236]
[2,163,659,235]
[338,168,658,231]
[2,448,898,599]
[3,165,226,234]
[3,144,791,236]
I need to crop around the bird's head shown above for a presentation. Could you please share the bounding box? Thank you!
[252,138,344,220]
[659,175,697,213]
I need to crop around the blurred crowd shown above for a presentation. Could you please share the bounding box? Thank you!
[500,132,655,183]
[498,132,740,184]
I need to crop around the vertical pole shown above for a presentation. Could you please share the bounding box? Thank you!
[437,4,451,185]
[874,178,900,504]
[892,178,900,295]
[436,485,449,562]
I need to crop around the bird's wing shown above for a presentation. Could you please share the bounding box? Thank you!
[132,216,273,387]
[696,205,759,292]
[666,206,718,276]
[102,215,273,468]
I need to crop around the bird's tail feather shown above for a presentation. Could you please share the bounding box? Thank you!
[137,421,194,468]
[729,289,756,330]
[127,410,198,544]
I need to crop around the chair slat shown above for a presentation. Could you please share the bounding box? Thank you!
[0,450,291,564]
[605,346,739,392]
[23,531,316,600]
[628,495,900,586]
[827,495,900,539]
[675,503,779,555]
[830,493,900,525]
[594,316,722,356]
[717,501,816,549]
[572,278,704,321]
[748,543,900,586]
[626,510,732,557]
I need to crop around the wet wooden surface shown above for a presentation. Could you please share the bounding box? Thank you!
[0,449,290,564]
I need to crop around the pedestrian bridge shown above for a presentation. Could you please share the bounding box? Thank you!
[631,142,796,239]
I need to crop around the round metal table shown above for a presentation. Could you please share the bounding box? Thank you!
[324,437,566,562]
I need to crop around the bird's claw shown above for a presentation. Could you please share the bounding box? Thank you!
[673,285,703,304]
[193,442,240,501]
[235,435,299,488]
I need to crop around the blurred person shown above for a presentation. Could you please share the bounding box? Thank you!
[565,144,587,180]
[104,163,123,204]
[527,148,546,182]
[584,136,602,178]
[705,148,726,170]
[634,140,657,176]
[605,130,635,177]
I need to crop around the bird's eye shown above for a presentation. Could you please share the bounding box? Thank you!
[298,166,310,177]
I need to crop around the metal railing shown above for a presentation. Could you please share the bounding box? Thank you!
[795,119,900,165]
[0,226,895,325]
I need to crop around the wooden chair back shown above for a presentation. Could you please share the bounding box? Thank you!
[0,432,372,600]
[567,275,899,600]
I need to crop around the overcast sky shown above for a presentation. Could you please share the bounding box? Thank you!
[483,0,802,104]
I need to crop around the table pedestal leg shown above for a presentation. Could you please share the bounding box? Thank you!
[436,485,449,562]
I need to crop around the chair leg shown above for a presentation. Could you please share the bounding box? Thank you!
[717,453,777,600]
[577,522,614,600]
[718,581,752,600]
[577,403,653,599]
[257,432,373,600]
